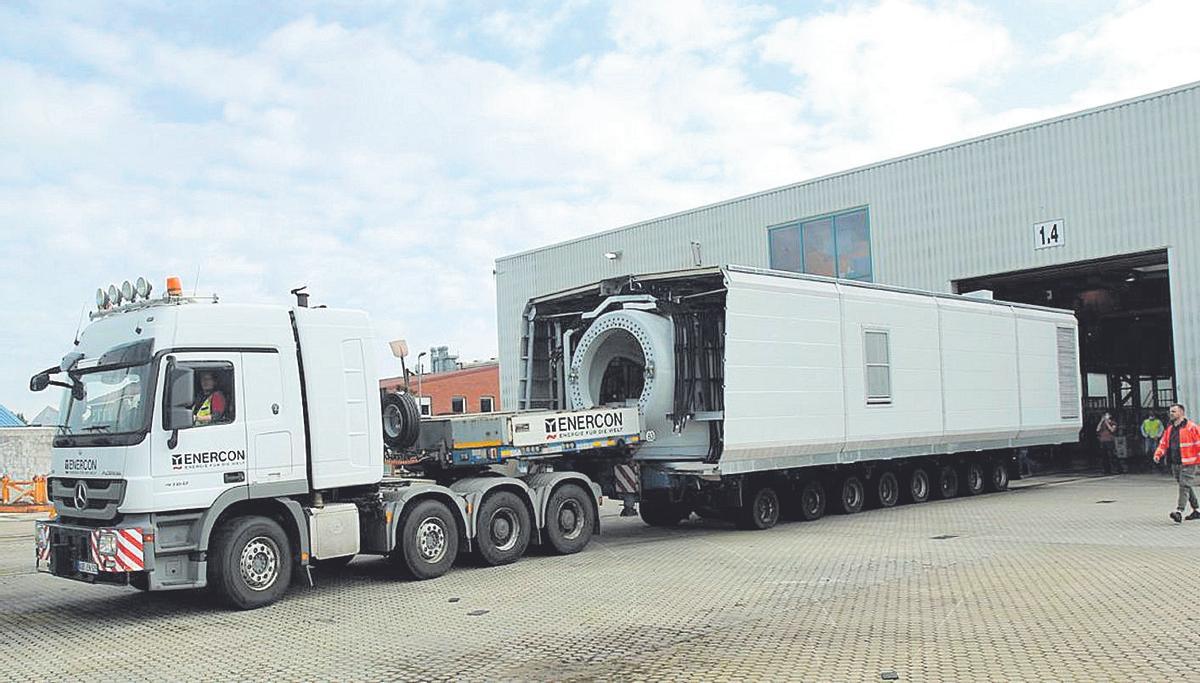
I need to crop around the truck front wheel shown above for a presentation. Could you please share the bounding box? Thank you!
[207,515,293,610]
[545,484,594,555]
[476,491,531,566]
[392,499,460,580]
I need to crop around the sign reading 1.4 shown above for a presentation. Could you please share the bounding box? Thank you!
[1034,220,1064,250]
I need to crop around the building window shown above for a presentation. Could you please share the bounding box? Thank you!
[480,396,495,413]
[451,396,466,414]
[418,396,432,417]
[864,329,891,405]
[768,207,872,281]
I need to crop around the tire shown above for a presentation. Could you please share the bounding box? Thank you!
[907,468,931,504]
[544,484,594,555]
[475,491,532,566]
[987,461,1010,492]
[391,499,459,580]
[874,471,900,508]
[737,485,781,530]
[962,461,986,496]
[207,515,293,610]
[639,493,688,527]
[796,480,827,521]
[381,392,421,450]
[936,465,960,499]
[313,555,355,572]
[837,475,865,515]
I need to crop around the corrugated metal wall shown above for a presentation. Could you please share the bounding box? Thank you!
[495,82,1200,411]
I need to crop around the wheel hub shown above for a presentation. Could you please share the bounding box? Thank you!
[490,507,520,552]
[558,500,583,540]
[416,517,448,563]
[239,536,280,592]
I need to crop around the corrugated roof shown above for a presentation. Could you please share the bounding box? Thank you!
[0,404,26,427]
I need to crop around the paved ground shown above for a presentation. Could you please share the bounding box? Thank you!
[2,473,1198,682]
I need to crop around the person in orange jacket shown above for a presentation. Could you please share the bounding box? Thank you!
[1153,403,1200,523]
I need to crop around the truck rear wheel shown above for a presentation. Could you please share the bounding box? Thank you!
[392,499,459,580]
[837,475,865,514]
[962,462,986,496]
[907,468,930,503]
[476,491,531,566]
[737,485,780,530]
[874,471,900,508]
[545,484,594,554]
[936,465,960,499]
[987,461,1010,492]
[639,492,688,527]
[207,515,293,610]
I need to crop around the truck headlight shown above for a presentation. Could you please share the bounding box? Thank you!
[97,531,118,556]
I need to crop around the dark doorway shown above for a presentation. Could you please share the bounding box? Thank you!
[955,250,1175,473]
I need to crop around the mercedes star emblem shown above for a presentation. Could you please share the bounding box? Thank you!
[73,481,88,510]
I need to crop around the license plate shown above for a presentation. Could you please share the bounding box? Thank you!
[75,560,99,574]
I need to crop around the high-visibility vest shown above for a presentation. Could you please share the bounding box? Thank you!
[1155,421,1200,466]
[196,395,214,419]
[1143,419,1163,439]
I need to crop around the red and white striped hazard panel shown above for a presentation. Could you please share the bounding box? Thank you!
[92,528,146,572]
[35,523,51,563]
[614,464,638,494]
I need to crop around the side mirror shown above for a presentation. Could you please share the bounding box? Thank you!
[71,382,86,402]
[30,373,50,392]
[164,362,195,431]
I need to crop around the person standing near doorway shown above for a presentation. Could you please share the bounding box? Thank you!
[1096,412,1121,474]
[1141,413,1165,469]
[1153,404,1200,523]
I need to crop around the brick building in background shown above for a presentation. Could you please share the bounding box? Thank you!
[380,361,500,416]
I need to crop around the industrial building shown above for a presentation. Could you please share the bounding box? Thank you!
[494,81,1200,465]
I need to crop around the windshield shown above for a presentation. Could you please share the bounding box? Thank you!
[59,364,152,435]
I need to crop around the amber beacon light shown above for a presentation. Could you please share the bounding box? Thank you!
[166,276,183,297]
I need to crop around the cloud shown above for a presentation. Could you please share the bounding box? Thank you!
[1051,0,1200,106]
[757,0,1015,159]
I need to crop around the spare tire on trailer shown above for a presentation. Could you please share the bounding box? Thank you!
[382,391,421,450]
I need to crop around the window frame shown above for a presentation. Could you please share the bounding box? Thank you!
[767,206,873,281]
[479,396,495,413]
[178,360,238,428]
[863,328,892,406]
[418,395,432,417]
[450,396,466,414]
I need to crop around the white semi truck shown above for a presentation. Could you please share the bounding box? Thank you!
[32,267,1081,609]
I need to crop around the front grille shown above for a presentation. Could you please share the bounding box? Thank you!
[50,478,126,521]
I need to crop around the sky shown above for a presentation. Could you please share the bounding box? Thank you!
[1,0,1198,419]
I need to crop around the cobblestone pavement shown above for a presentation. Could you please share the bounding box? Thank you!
[2,474,1198,682]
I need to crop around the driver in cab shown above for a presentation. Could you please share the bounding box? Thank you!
[193,371,228,425]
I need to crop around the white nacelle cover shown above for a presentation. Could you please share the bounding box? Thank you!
[719,267,1082,472]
